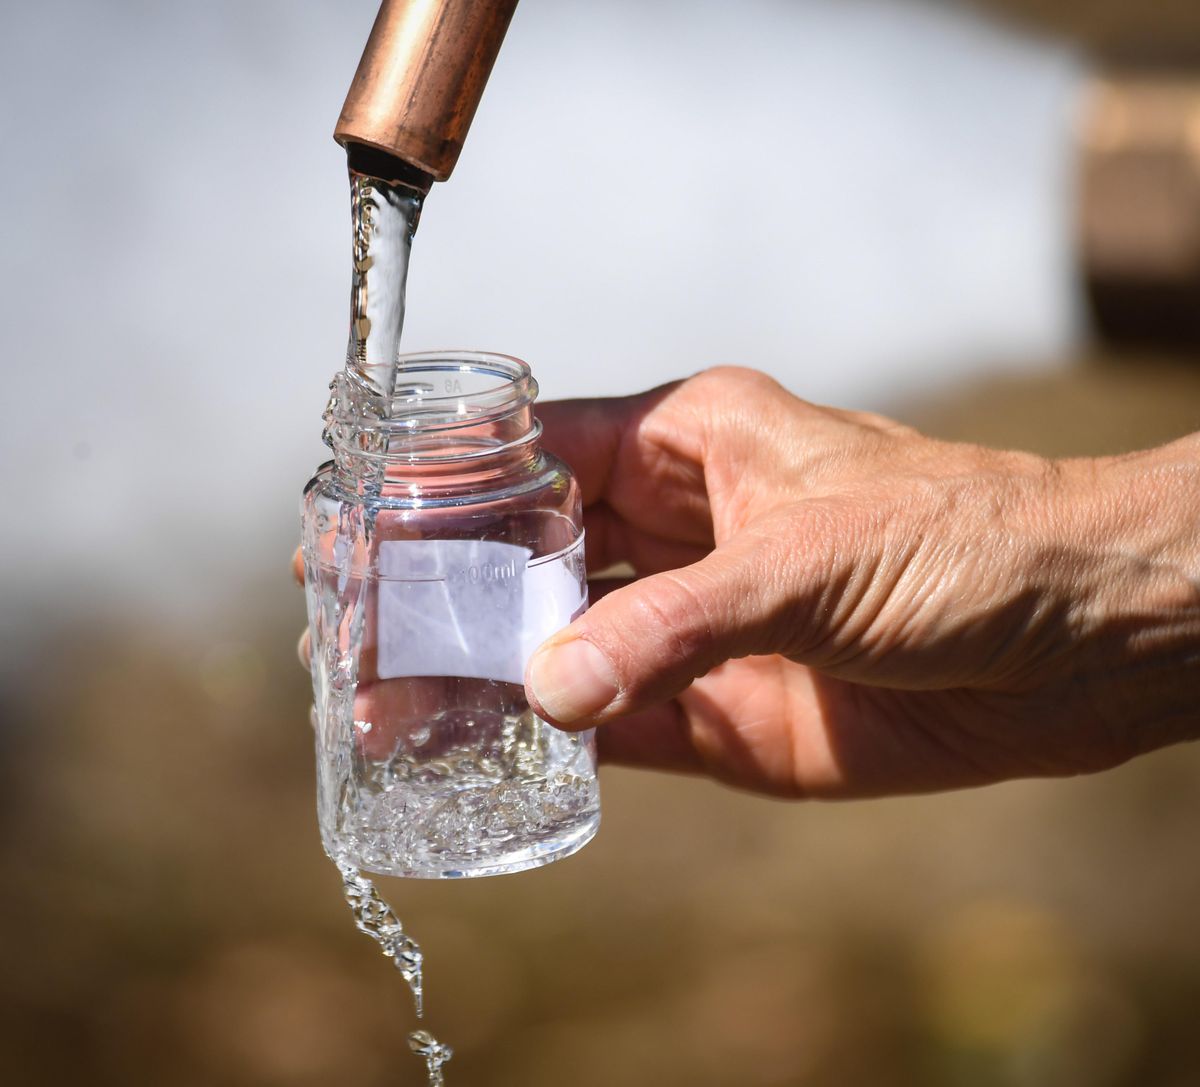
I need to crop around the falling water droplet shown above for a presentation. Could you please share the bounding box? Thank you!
[408,1028,454,1086]
[338,860,425,1017]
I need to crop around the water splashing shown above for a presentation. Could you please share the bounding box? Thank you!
[409,1030,454,1086]
[338,860,425,1016]
[336,859,455,1083]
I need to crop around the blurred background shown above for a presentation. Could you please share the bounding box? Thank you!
[3,0,1200,1083]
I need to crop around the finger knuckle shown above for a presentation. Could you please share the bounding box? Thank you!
[690,365,784,400]
[621,572,716,686]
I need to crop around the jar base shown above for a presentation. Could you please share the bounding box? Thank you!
[341,809,600,880]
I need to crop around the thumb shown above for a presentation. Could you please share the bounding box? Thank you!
[525,543,784,728]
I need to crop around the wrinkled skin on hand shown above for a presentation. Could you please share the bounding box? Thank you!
[299,367,1200,800]
[524,367,1200,798]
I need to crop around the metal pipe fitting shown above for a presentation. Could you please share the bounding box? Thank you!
[335,0,519,183]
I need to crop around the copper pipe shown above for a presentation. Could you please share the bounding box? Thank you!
[335,0,519,183]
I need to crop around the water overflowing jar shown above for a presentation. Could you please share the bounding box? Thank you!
[302,351,600,879]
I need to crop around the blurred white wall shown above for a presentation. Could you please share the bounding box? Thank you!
[0,0,1084,647]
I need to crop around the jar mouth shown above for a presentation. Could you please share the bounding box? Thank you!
[325,351,540,462]
[332,350,537,430]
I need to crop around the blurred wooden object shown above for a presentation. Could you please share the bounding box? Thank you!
[1080,68,1200,346]
[976,1,1200,349]
[983,0,1200,49]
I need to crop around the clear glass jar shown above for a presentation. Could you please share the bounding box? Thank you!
[301,351,599,878]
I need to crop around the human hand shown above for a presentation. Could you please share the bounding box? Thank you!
[524,367,1200,798]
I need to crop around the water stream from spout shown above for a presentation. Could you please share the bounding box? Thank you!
[328,164,453,1084]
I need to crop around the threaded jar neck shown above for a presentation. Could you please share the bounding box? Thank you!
[324,351,540,470]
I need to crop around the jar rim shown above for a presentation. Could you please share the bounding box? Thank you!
[388,350,533,409]
[334,350,538,433]
[325,351,541,464]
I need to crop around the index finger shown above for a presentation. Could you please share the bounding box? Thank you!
[536,382,681,505]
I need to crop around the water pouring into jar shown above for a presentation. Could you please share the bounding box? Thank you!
[298,4,1200,1084]
[300,3,593,1081]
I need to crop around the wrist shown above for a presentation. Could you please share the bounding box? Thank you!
[1058,436,1200,754]
[1084,435,1200,591]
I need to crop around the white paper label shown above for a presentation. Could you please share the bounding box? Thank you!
[376,536,586,685]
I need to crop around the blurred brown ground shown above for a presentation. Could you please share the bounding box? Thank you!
[5,351,1200,1087]
[7,3,1200,1085]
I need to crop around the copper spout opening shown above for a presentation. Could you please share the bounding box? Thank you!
[345,142,434,193]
